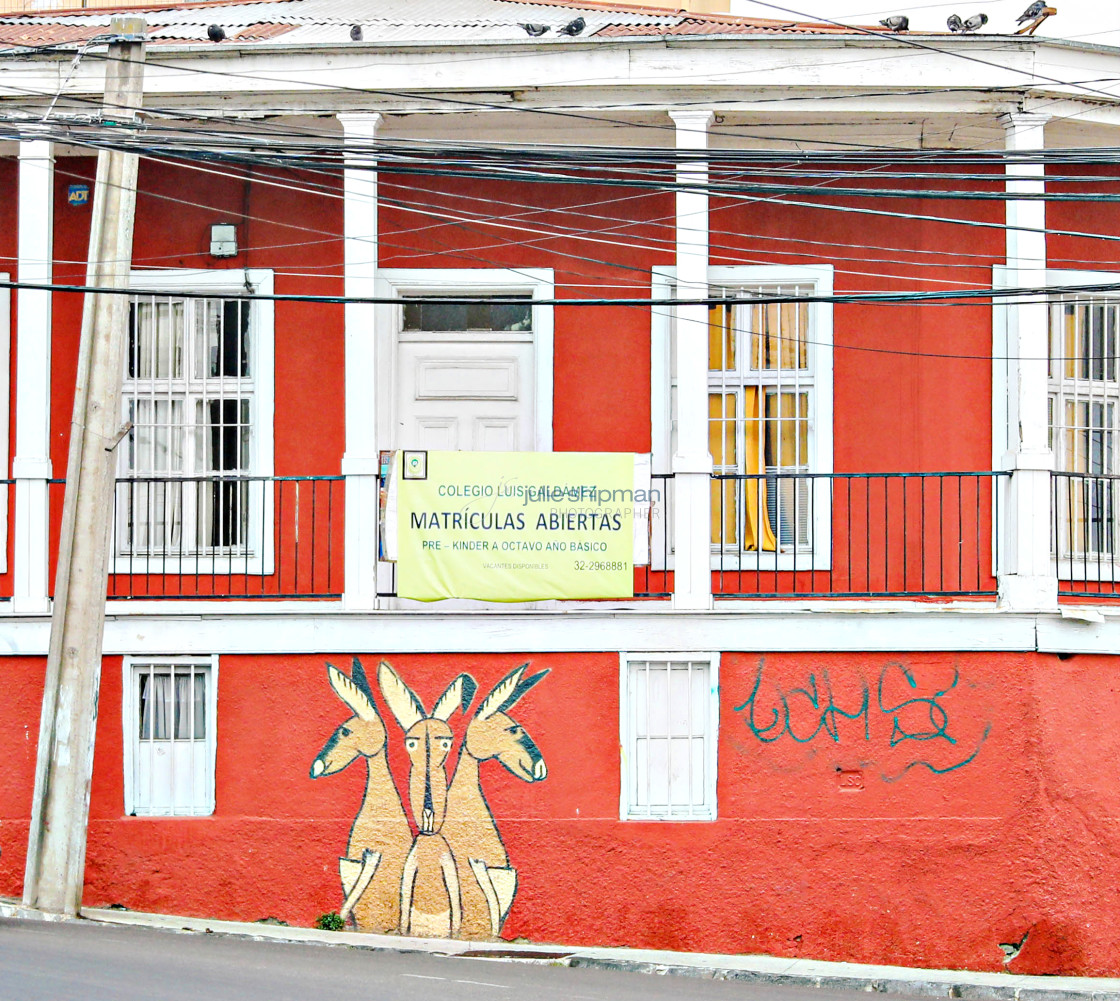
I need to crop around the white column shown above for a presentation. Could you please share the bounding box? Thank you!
[998,111,1057,610]
[669,110,714,611]
[13,139,54,615]
[338,113,382,610]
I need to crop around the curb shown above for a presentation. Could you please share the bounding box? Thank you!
[566,958,1120,1001]
[0,900,77,924]
[5,901,1120,1001]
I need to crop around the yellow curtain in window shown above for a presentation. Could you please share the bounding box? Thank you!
[710,394,736,546]
[742,387,777,552]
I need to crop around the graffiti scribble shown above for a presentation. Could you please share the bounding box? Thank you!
[733,658,989,781]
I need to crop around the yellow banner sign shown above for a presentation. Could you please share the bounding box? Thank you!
[393,451,641,602]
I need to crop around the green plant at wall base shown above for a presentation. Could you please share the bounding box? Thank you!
[315,912,345,931]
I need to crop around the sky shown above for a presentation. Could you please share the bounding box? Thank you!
[727,0,1120,46]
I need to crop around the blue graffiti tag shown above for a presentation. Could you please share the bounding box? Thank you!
[732,658,989,781]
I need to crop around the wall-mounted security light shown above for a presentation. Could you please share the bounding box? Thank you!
[210,223,238,258]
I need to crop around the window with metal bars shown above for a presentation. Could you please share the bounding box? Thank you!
[120,294,253,556]
[1049,296,1120,558]
[651,265,832,571]
[620,654,718,821]
[708,292,814,555]
[124,659,216,816]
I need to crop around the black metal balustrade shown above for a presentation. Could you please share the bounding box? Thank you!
[34,470,1013,604]
[709,471,1007,599]
[1053,471,1120,597]
[49,475,344,599]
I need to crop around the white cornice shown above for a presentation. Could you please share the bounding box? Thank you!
[0,605,1108,655]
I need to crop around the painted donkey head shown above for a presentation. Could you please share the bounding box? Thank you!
[464,664,549,782]
[310,658,386,779]
[378,662,476,835]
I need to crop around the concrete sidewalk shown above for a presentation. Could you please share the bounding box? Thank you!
[3,899,1120,1001]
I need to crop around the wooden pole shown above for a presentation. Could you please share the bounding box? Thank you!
[23,16,146,916]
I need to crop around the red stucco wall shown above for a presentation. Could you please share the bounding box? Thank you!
[29,159,1009,597]
[0,648,1115,974]
[711,165,1003,474]
[48,158,347,480]
[7,156,1117,971]
[0,656,45,894]
[38,158,1007,481]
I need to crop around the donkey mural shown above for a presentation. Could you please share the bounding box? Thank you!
[378,661,475,938]
[311,658,549,939]
[444,664,549,939]
[309,658,412,933]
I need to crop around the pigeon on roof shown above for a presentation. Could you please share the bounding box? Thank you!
[521,22,549,36]
[961,12,987,31]
[946,13,964,30]
[1016,1,1047,21]
[1015,2,1056,35]
[878,15,909,31]
[349,24,362,40]
[206,23,225,42]
[558,17,585,36]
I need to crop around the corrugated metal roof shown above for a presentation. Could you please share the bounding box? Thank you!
[0,0,881,45]
[0,22,99,42]
[596,17,852,35]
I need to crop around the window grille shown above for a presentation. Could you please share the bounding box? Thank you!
[708,288,813,554]
[127,660,215,816]
[121,295,253,556]
[621,655,717,820]
[1049,295,1120,557]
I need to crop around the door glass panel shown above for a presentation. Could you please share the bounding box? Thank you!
[402,297,532,332]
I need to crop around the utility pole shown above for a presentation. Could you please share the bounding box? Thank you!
[23,16,146,916]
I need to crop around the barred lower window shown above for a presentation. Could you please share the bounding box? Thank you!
[708,290,813,554]
[121,295,253,556]
[1048,295,1120,557]
[125,659,216,816]
[620,654,717,820]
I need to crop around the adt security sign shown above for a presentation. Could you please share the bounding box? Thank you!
[67,184,90,207]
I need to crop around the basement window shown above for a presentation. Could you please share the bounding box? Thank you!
[123,657,217,816]
[620,652,718,821]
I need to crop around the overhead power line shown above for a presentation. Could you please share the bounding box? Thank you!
[6,27,1120,157]
[2,275,1115,307]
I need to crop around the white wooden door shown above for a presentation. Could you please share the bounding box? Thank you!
[397,337,534,451]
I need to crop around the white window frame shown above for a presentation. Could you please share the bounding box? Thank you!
[651,265,834,571]
[114,268,274,576]
[619,651,719,822]
[374,268,554,453]
[994,266,1120,581]
[122,654,218,817]
[0,275,10,575]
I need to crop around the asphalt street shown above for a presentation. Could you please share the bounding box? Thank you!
[0,917,928,1001]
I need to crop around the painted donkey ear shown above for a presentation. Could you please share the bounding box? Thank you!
[377,661,425,730]
[327,662,379,723]
[432,673,475,721]
[351,657,375,702]
[500,668,550,715]
[461,674,478,713]
[475,664,528,722]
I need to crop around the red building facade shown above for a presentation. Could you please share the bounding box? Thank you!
[0,1,1119,977]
